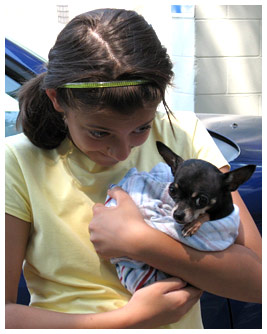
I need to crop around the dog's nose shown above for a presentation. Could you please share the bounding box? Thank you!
[173,211,185,222]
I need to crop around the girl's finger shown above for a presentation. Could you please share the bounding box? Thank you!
[152,277,188,293]
[92,203,105,214]
[107,187,129,204]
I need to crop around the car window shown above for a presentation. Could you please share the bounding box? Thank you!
[5,74,21,99]
[5,74,20,137]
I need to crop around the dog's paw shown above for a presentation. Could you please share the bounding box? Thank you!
[182,221,202,237]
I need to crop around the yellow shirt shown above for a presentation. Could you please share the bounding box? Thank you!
[5,111,228,328]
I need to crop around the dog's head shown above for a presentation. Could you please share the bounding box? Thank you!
[156,141,255,224]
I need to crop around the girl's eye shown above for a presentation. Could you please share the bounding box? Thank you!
[88,130,110,139]
[133,124,152,134]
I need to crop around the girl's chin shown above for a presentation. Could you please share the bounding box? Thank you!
[86,151,120,166]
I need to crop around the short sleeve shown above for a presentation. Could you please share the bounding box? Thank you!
[158,111,229,170]
[5,143,32,222]
[191,116,229,169]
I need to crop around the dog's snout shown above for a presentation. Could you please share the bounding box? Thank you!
[173,211,185,223]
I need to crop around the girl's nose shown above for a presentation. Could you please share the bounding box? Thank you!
[108,140,132,161]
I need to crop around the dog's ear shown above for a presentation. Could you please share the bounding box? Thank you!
[156,141,184,175]
[222,165,256,192]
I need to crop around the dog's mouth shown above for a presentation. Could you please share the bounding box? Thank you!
[173,215,187,225]
[172,208,192,224]
[172,206,207,224]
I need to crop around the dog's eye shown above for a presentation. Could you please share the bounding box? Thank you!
[169,183,177,197]
[195,194,209,207]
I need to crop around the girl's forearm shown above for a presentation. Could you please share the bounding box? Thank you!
[132,226,262,303]
[6,279,202,329]
[5,303,130,329]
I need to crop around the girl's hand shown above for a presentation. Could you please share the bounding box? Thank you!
[123,277,202,328]
[89,187,150,258]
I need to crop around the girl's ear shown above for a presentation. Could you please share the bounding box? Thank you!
[46,89,65,113]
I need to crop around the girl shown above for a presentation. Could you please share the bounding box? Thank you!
[5,8,261,329]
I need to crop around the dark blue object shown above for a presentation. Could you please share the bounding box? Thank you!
[5,38,46,75]
[198,114,262,235]
[6,39,262,329]
[16,274,30,305]
[198,114,262,329]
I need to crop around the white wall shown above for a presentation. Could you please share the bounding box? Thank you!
[195,5,262,115]
[4,1,60,59]
[170,5,195,112]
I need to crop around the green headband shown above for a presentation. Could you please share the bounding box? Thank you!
[60,80,150,89]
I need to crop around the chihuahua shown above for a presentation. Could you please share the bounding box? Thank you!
[156,141,256,237]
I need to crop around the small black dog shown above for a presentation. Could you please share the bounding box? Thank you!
[156,141,256,237]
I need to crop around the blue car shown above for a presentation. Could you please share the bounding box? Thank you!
[5,38,262,329]
[197,114,262,329]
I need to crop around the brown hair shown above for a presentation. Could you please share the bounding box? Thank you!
[17,8,174,149]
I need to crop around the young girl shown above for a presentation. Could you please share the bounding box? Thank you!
[5,8,261,329]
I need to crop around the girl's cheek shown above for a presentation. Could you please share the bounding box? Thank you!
[132,132,151,147]
[71,131,104,151]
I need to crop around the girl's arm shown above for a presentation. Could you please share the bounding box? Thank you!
[5,214,201,329]
[90,186,262,303]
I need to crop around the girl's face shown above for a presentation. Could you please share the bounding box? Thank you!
[65,105,158,166]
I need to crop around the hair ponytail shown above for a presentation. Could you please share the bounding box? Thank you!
[17,73,67,149]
